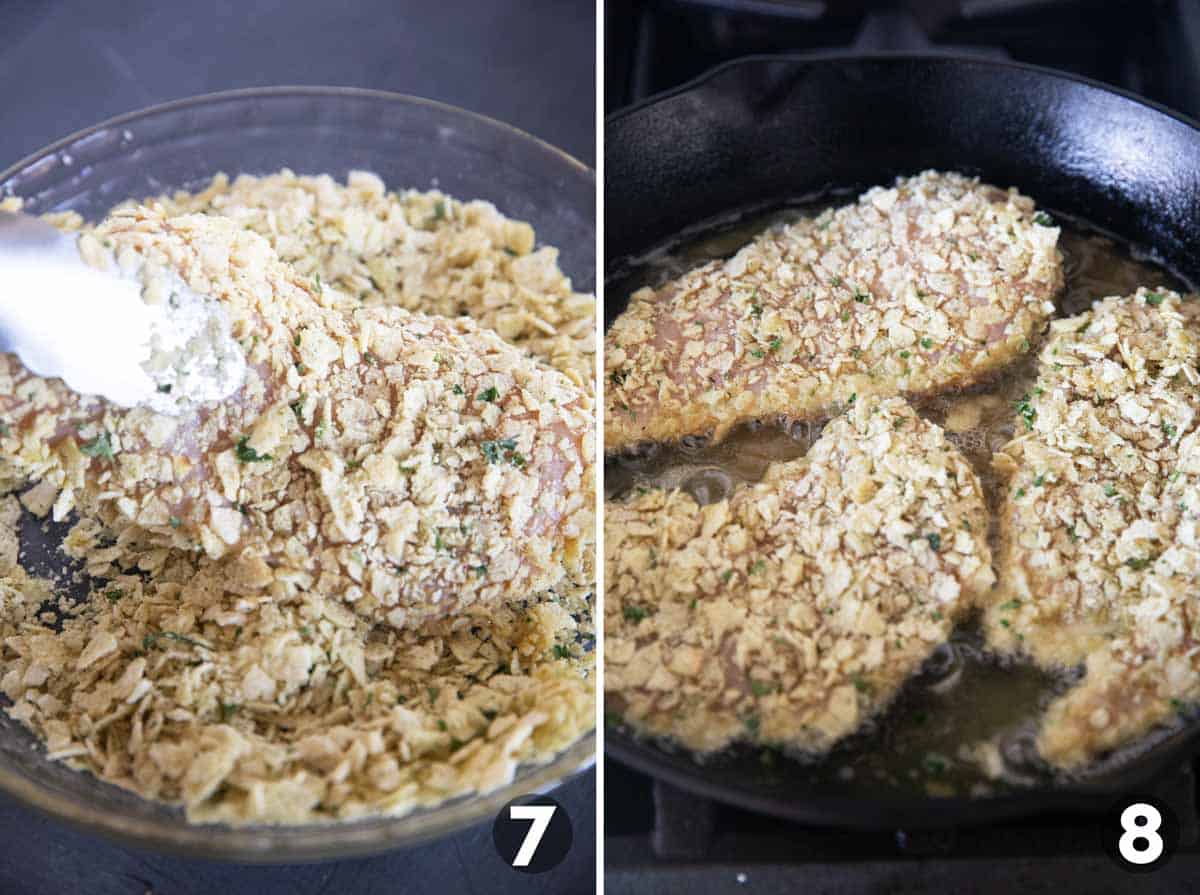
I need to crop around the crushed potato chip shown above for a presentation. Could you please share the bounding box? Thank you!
[605,170,1063,452]
[983,288,1200,767]
[0,175,594,824]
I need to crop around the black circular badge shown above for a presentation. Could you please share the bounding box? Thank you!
[1102,795,1179,873]
[492,794,573,873]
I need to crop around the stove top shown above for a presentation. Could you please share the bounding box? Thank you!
[605,0,1200,117]
[606,759,1200,891]
[603,2,1200,891]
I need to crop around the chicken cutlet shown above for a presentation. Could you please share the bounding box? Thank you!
[121,170,595,387]
[983,288,1200,767]
[0,206,594,630]
[605,170,1063,453]
[605,396,993,754]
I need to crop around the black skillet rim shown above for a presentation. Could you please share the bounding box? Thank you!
[603,51,1200,829]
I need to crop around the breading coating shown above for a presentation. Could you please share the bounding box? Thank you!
[605,170,1063,452]
[0,186,595,826]
[605,396,994,754]
[983,288,1200,767]
[124,169,594,387]
[0,206,594,630]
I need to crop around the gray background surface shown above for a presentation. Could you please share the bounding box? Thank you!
[0,0,596,892]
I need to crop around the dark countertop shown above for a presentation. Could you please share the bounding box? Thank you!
[0,0,594,167]
[0,1,595,892]
[0,768,595,895]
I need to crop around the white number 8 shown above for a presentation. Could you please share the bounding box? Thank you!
[1118,803,1163,865]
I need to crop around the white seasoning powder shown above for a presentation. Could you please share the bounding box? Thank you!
[96,239,246,415]
[138,273,246,416]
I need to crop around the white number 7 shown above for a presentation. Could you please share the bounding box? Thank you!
[510,804,557,867]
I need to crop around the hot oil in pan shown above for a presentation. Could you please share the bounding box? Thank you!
[605,204,1190,796]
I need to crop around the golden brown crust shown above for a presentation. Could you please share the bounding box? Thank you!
[983,288,1200,767]
[605,170,1063,452]
[605,396,993,754]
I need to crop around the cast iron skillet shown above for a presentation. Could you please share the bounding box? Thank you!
[604,53,1200,829]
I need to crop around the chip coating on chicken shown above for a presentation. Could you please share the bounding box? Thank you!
[605,170,1063,452]
[136,170,596,387]
[0,206,594,630]
[605,396,994,754]
[983,288,1200,768]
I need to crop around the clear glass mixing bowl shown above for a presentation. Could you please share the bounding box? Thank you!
[0,86,595,862]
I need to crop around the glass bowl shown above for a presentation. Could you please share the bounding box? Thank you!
[0,86,595,862]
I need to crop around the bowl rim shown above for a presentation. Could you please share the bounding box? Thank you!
[0,83,593,186]
[0,84,596,863]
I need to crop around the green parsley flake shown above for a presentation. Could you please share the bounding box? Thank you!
[481,438,518,464]
[623,605,649,623]
[235,437,272,463]
[1014,394,1037,431]
[922,751,950,776]
[142,630,210,652]
[80,432,115,459]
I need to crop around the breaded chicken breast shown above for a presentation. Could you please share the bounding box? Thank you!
[605,170,1063,452]
[136,170,596,388]
[983,288,1200,767]
[605,396,994,754]
[0,207,594,629]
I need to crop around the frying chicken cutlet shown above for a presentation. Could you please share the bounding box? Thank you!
[605,170,1063,453]
[605,396,994,754]
[0,206,594,630]
[983,288,1200,767]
